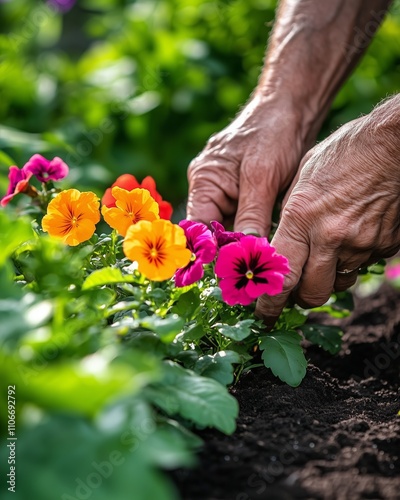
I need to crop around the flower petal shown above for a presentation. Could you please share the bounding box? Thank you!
[174,260,205,287]
[219,277,254,306]
[42,189,100,246]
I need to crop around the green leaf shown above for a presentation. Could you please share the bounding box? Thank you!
[195,350,241,386]
[0,414,178,500]
[0,351,160,416]
[0,295,51,344]
[0,212,34,267]
[215,319,255,341]
[140,314,184,343]
[259,331,307,387]
[145,362,239,434]
[181,323,206,342]
[280,308,307,328]
[171,289,200,320]
[300,324,343,355]
[82,267,135,290]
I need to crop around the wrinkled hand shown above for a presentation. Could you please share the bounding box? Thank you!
[187,95,309,236]
[256,100,400,324]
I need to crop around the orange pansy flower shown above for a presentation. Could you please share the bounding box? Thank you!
[101,187,160,237]
[42,189,100,246]
[123,219,191,281]
[102,174,173,220]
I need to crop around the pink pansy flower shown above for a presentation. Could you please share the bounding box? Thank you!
[24,154,69,183]
[174,220,217,287]
[211,220,245,247]
[1,166,34,207]
[215,235,290,306]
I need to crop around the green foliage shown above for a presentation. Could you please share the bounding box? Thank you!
[214,319,256,341]
[300,324,343,355]
[259,331,307,387]
[144,362,239,435]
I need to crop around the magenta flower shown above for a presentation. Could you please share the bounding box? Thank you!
[385,262,400,280]
[1,166,34,207]
[174,220,217,287]
[24,155,69,183]
[211,221,245,247]
[215,235,290,306]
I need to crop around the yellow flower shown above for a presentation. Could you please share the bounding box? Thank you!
[123,219,191,281]
[42,189,100,246]
[101,187,159,236]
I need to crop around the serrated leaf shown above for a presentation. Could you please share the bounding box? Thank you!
[82,267,136,290]
[145,362,239,434]
[215,319,254,341]
[195,350,241,385]
[300,324,343,354]
[259,331,307,387]
[140,314,184,343]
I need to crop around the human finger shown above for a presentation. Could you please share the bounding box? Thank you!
[293,243,338,308]
[234,159,281,237]
[255,213,310,325]
[186,158,237,225]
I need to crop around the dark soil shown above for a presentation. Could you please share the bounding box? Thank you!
[173,284,400,500]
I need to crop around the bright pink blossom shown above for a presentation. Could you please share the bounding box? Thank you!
[211,221,245,247]
[174,220,217,287]
[385,262,400,280]
[215,235,290,306]
[24,154,69,183]
[1,166,34,206]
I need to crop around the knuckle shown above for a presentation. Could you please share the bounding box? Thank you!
[283,271,301,293]
[297,291,331,309]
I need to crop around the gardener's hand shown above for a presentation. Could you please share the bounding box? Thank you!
[256,95,400,325]
[186,94,310,237]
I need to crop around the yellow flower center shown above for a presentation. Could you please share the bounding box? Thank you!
[71,216,78,227]
[190,253,196,262]
[150,248,158,258]
[245,270,254,280]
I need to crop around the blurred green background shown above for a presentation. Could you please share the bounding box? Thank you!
[0,0,399,213]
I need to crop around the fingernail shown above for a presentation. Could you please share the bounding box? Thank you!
[241,228,261,237]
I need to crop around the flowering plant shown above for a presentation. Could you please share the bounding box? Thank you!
[0,155,353,498]
[1,155,349,387]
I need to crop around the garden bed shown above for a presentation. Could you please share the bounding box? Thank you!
[173,284,400,500]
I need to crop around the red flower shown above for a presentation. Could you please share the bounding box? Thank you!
[102,174,172,220]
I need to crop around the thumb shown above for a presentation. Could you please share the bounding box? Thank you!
[234,161,280,237]
[255,210,310,325]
